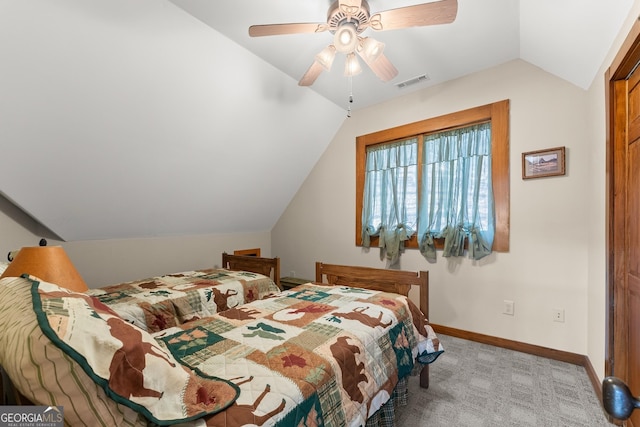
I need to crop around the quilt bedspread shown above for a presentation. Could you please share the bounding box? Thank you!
[33,278,240,425]
[155,283,444,427]
[87,268,280,333]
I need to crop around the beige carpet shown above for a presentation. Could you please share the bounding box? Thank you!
[396,334,612,426]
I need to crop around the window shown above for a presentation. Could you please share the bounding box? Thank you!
[361,137,419,263]
[356,100,509,261]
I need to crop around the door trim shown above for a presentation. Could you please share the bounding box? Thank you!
[606,18,640,384]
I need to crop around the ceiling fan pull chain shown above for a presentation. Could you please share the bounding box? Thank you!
[347,76,354,118]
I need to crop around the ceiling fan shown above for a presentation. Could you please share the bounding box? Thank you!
[248,0,458,86]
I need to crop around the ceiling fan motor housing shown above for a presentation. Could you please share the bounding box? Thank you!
[327,0,370,34]
[328,1,371,53]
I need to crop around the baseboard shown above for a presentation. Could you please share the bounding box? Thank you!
[430,323,603,403]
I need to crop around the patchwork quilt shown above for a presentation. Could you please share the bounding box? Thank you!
[87,268,280,332]
[33,279,443,426]
[33,279,240,425]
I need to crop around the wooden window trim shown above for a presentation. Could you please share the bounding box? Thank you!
[355,99,510,252]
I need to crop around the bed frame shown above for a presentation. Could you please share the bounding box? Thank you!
[315,262,430,389]
[222,252,281,290]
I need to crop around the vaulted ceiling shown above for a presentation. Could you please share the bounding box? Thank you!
[171,0,633,108]
[0,0,633,241]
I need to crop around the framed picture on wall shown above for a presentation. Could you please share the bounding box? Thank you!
[522,146,566,179]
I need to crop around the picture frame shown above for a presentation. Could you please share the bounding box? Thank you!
[522,146,566,179]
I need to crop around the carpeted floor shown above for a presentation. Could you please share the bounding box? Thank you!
[396,334,613,426]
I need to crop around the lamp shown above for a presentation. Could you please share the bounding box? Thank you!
[602,376,640,420]
[344,53,362,76]
[355,37,397,82]
[0,246,88,292]
[315,45,337,70]
[334,22,359,53]
[359,37,385,62]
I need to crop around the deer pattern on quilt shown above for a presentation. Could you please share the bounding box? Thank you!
[212,288,238,312]
[286,303,331,316]
[204,376,286,426]
[138,280,161,290]
[106,316,176,399]
[219,306,262,321]
[332,306,392,329]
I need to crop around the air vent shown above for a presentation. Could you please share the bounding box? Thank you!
[396,74,430,89]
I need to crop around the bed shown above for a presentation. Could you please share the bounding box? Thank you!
[222,252,281,290]
[0,262,442,427]
[84,253,281,332]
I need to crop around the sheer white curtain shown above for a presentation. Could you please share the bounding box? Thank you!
[418,123,494,261]
[361,138,418,264]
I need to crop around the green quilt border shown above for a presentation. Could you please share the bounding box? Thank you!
[28,275,239,426]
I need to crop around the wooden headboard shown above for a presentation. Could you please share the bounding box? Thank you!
[222,253,281,289]
[315,262,429,319]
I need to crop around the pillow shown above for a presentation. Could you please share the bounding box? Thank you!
[0,261,8,275]
[0,276,144,425]
[28,276,240,425]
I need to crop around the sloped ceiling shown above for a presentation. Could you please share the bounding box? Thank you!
[171,0,632,108]
[0,0,345,241]
[0,0,633,241]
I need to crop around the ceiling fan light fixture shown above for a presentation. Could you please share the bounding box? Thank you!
[359,37,385,62]
[315,45,337,70]
[344,52,362,76]
[249,0,459,87]
[334,22,358,53]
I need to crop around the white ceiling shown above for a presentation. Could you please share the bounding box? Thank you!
[0,0,634,242]
[170,0,633,110]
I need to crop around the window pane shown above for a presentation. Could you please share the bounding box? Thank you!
[363,138,418,232]
[420,123,493,237]
[355,99,509,253]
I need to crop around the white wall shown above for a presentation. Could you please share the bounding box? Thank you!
[0,0,344,242]
[0,197,271,288]
[273,59,593,359]
[62,231,271,287]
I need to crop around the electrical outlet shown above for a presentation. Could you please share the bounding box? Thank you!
[503,300,514,316]
[553,308,565,322]
[290,270,296,278]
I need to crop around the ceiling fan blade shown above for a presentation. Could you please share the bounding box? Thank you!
[249,23,328,37]
[371,0,458,32]
[298,61,325,86]
[358,51,398,82]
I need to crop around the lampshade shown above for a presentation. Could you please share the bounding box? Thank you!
[315,45,337,70]
[0,246,88,292]
[359,37,385,62]
[334,22,358,53]
[344,53,362,76]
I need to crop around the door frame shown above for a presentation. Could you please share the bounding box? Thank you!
[606,18,640,384]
